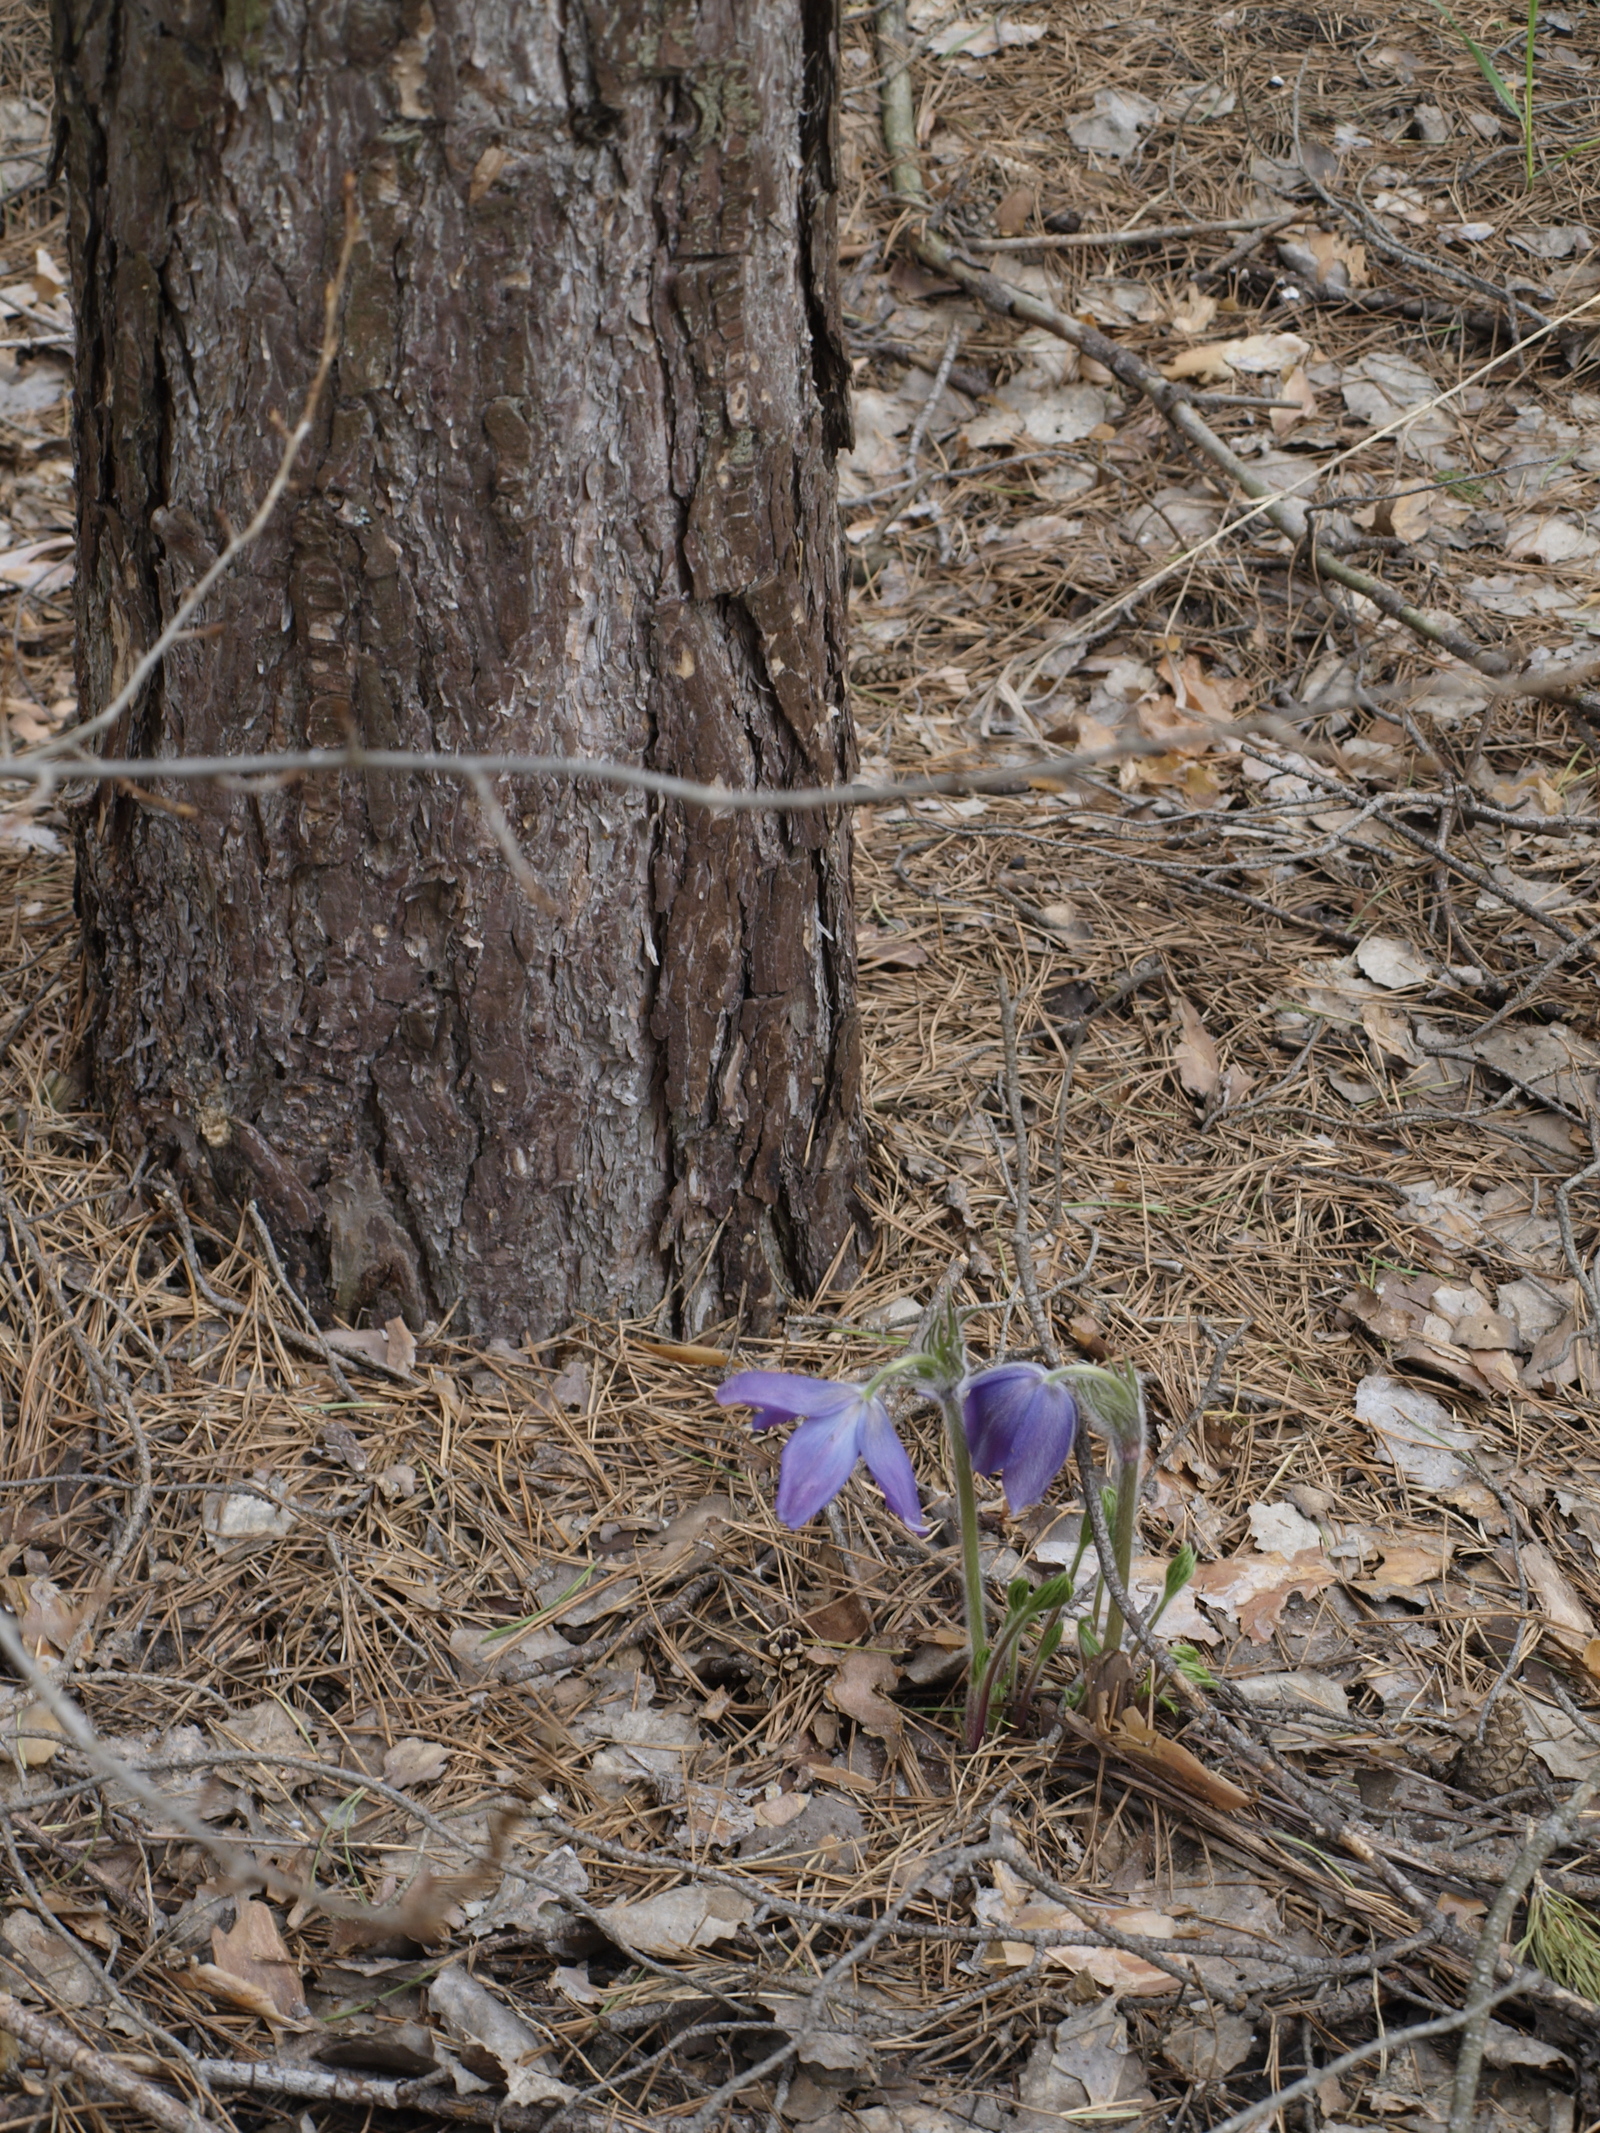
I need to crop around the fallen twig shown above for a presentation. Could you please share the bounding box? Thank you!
[0,1990,211,2133]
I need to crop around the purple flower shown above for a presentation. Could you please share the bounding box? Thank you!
[961,1363,1078,1515]
[715,1371,926,1533]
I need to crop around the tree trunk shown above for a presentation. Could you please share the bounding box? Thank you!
[53,0,863,1339]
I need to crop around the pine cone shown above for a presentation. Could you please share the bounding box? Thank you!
[1449,1695,1536,1798]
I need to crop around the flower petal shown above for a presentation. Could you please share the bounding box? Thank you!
[994,1382,1078,1514]
[859,1398,928,1533]
[962,1363,1049,1475]
[715,1370,863,1431]
[774,1406,865,1527]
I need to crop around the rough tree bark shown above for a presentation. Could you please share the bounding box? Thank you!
[53,0,863,1338]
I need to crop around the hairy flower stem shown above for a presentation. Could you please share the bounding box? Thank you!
[1100,1453,1141,1653]
[940,1390,989,1745]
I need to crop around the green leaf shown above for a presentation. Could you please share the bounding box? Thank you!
[1163,1545,1197,1602]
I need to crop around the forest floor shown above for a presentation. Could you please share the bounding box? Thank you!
[4,2,1600,2131]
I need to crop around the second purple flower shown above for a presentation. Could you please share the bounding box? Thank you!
[961,1362,1078,1514]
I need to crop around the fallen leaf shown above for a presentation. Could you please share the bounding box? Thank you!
[929,14,1049,59]
[752,1790,812,1829]
[1515,1540,1596,1654]
[550,1356,590,1409]
[210,1901,309,2024]
[590,1884,755,1960]
[1168,282,1219,337]
[1361,1541,1452,1590]
[1248,1501,1322,1557]
[762,1994,877,2076]
[1355,1374,1479,1492]
[1355,934,1432,989]
[827,1649,902,1739]
[631,1336,730,1366]
[1162,80,1236,121]
[1036,2000,1156,2110]
[1,1695,63,1766]
[429,1963,574,2103]
[680,1782,758,1846]
[977,1861,1176,1994]
[382,1737,451,1789]
[1166,331,1310,382]
[803,1758,880,1794]
[995,185,1034,236]
[201,1475,297,1550]
[1162,2014,1257,2080]
[1271,365,1317,437]
[2,1908,107,2008]
[1188,1550,1336,1641]
[805,1592,874,1644]
[383,1315,417,1374]
[636,1491,734,1572]
[1172,994,1220,1101]
[1067,87,1160,159]
[1111,1707,1253,1810]
[1435,1891,1487,1926]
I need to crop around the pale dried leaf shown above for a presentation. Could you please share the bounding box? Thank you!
[591,1884,755,1960]
[1355,1374,1479,1492]
[827,1649,903,1739]
[429,1963,574,2103]
[1172,994,1220,1101]
[382,1737,451,1789]
[210,1900,309,2024]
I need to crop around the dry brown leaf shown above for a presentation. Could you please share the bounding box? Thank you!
[752,1790,812,1828]
[429,1963,574,2103]
[1436,1891,1487,1926]
[636,1491,734,1572]
[1161,651,1244,724]
[1189,1550,1336,1641]
[1362,1542,1452,1590]
[1165,331,1310,381]
[1172,994,1220,1101]
[1271,365,1317,437]
[383,1315,417,1374]
[3,1697,64,1766]
[827,1649,902,1739]
[209,1899,309,2024]
[381,1737,451,1788]
[1111,1708,1253,1811]
[1137,694,1213,756]
[631,1336,730,1366]
[590,1884,755,1960]
[995,185,1034,236]
[805,1592,874,1644]
[804,1758,880,1793]
[1516,1541,1596,1653]
[980,1862,1177,1994]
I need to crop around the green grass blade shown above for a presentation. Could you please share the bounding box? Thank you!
[1430,0,1526,119]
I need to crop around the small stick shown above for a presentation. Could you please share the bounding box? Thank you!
[966,214,1298,251]
[0,1990,211,2133]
